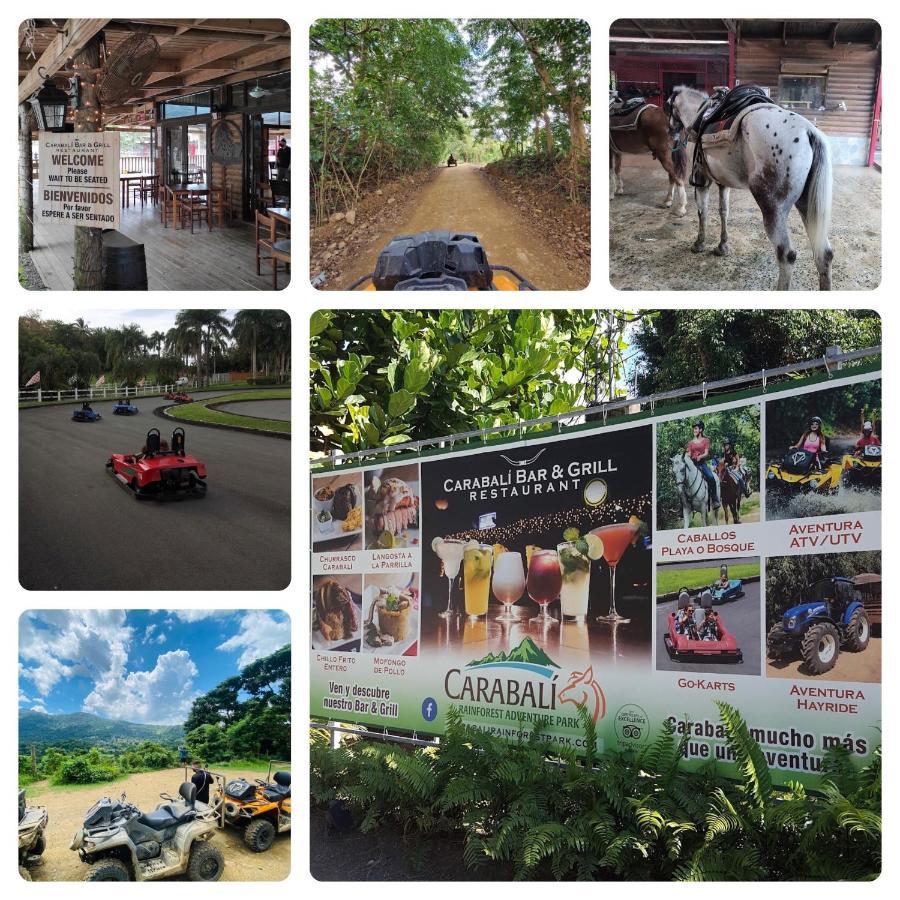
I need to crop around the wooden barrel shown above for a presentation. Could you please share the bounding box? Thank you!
[102,230,148,290]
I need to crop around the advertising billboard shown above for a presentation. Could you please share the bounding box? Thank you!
[311,366,881,786]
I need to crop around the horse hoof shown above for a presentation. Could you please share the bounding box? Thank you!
[658,202,672,209]
[673,208,687,218]
[691,242,705,254]
[714,243,730,257]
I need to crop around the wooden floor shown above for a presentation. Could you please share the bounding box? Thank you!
[27,191,290,291]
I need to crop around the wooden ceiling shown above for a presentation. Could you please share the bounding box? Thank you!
[18,18,290,125]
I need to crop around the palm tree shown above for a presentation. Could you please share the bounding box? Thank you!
[232,310,270,382]
[148,330,165,357]
[105,323,147,378]
[172,310,206,384]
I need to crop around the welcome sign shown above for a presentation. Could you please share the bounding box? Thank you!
[310,366,882,787]
[38,131,120,229]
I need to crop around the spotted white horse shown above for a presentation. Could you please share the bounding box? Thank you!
[671,451,720,528]
[668,85,834,290]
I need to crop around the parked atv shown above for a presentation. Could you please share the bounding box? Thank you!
[767,576,870,675]
[70,782,224,881]
[222,762,291,852]
[841,444,882,488]
[765,447,841,494]
[19,789,48,881]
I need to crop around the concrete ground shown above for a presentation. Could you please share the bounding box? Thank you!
[19,392,290,590]
[609,156,881,291]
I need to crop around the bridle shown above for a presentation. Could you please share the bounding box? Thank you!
[665,91,688,151]
[673,452,706,504]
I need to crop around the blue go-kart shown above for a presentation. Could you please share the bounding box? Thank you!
[766,576,870,675]
[711,578,744,604]
[113,398,140,415]
[72,402,101,422]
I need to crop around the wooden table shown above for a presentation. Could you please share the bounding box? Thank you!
[120,174,156,208]
[266,207,291,226]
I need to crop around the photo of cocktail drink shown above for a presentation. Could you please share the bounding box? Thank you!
[526,548,562,626]
[463,544,493,620]
[591,521,639,624]
[432,537,467,619]
[492,550,525,622]
[557,540,591,622]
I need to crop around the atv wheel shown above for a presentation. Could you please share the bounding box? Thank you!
[187,841,224,882]
[84,858,131,881]
[766,624,787,658]
[800,622,840,675]
[31,834,46,856]
[845,608,871,652]
[19,866,31,882]
[244,818,277,852]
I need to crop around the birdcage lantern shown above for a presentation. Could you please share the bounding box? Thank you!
[29,69,70,132]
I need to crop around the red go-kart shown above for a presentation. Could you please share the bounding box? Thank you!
[106,427,207,500]
[664,589,743,663]
[164,391,193,403]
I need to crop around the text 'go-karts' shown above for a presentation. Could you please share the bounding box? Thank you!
[222,763,291,852]
[165,391,193,403]
[765,448,841,494]
[113,398,140,415]
[767,576,870,675]
[841,444,882,488]
[664,589,743,663]
[106,427,207,500]
[72,402,101,422]
[349,230,537,291]
[70,781,224,881]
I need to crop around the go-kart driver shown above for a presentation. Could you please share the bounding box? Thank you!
[674,591,699,640]
[686,420,720,504]
[854,421,880,455]
[718,565,730,589]
[699,609,721,642]
[792,416,829,472]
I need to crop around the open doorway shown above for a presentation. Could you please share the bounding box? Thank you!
[265,126,291,181]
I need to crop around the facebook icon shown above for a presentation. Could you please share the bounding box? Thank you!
[421,697,438,722]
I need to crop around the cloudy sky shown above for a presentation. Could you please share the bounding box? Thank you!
[20,309,241,335]
[18,609,290,725]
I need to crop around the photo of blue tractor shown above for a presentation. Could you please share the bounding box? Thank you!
[766,576,870,675]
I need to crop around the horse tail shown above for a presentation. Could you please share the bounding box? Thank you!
[672,144,687,182]
[803,127,833,271]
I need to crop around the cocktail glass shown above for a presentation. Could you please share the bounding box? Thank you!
[591,522,639,624]
[526,548,561,626]
[435,538,467,619]
[464,544,494,620]
[557,541,591,622]
[492,551,525,622]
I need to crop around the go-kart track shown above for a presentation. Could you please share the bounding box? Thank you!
[656,579,761,676]
[19,392,290,590]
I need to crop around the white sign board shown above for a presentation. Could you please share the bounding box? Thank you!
[38,131,120,229]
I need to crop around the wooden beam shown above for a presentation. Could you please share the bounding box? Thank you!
[18,18,111,103]
[143,39,266,85]
[147,62,289,101]
[629,19,653,39]
[782,21,788,47]
[678,20,698,40]
[831,22,840,49]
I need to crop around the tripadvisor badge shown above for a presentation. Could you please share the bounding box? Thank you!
[614,704,650,747]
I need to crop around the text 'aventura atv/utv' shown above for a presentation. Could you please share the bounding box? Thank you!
[107,427,207,500]
[19,789,48,881]
[222,764,291,852]
[70,782,224,882]
[765,448,841,495]
[349,231,537,291]
[767,576,870,675]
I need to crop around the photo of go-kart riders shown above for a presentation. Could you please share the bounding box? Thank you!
[362,573,421,656]
[312,472,364,551]
[766,551,880,682]
[656,405,760,530]
[419,426,653,667]
[764,379,881,521]
[312,574,363,653]
[363,463,421,550]
[18,609,291,882]
[656,557,762,676]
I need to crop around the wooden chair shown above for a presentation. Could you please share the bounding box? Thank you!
[137,175,158,207]
[160,186,176,227]
[257,181,273,208]
[209,187,228,228]
[180,191,211,233]
[255,212,290,289]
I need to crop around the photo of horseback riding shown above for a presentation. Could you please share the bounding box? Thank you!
[764,378,881,521]
[656,557,762,676]
[765,551,880,682]
[609,19,881,290]
[656,406,761,531]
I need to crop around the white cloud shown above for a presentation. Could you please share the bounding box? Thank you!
[173,610,231,623]
[217,611,290,669]
[19,688,31,705]
[83,650,199,725]
[144,624,157,639]
[30,704,48,714]
[154,632,167,644]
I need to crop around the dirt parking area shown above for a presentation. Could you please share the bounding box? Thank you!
[24,767,290,882]
[609,156,881,291]
[767,636,881,683]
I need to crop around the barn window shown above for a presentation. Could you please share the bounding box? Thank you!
[777,71,827,110]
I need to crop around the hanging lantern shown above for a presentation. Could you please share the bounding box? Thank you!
[29,71,70,132]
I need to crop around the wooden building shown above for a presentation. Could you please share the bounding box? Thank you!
[610,19,881,165]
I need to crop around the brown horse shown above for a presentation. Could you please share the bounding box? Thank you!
[610,103,687,216]
[717,459,752,524]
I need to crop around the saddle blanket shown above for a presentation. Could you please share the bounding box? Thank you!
[610,96,647,118]
[609,103,653,132]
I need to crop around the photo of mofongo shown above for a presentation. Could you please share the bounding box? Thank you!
[765,552,880,682]
[656,406,760,530]
[18,609,291,882]
[656,557,761,676]
[764,378,881,521]
[609,18,881,291]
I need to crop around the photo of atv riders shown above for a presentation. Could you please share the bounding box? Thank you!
[656,406,760,530]
[766,551,880,683]
[765,378,881,520]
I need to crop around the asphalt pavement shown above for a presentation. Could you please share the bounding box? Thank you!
[19,393,290,590]
[656,580,762,676]
[213,398,291,421]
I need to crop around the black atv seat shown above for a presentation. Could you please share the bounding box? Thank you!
[140,782,196,829]
[263,770,291,801]
[610,96,646,117]
[692,84,774,137]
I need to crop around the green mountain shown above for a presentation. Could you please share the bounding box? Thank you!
[468,637,559,669]
[18,709,184,751]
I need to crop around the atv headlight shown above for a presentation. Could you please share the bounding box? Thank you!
[767,471,775,480]
[809,479,819,490]
[786,616,796,630]
[853,461,861,468]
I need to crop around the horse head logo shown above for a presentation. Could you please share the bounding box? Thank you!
[558,666,606,724]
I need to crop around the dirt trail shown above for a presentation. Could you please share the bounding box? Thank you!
[336,163,586,290]
[23,767,290,882]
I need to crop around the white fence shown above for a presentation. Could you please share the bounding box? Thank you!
[19,382,196,404]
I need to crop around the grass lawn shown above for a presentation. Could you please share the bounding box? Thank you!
[164,389,291,434]
[656,562,761,597]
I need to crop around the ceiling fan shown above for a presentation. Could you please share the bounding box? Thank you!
[248,79,269,100]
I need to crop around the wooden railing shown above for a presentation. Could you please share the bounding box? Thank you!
[120,155,155,174]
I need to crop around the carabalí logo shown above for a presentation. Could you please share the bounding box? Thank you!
[558,666,607,724]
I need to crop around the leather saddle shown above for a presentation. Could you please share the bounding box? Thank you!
[610,96,646,118]
[691,85,773,138]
